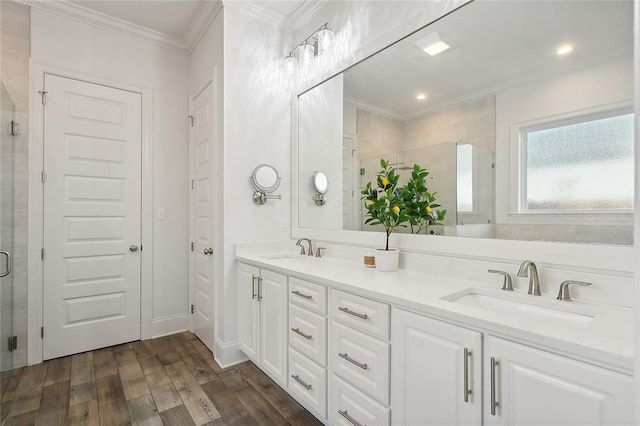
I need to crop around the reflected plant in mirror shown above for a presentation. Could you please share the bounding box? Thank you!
[402,164,447,234]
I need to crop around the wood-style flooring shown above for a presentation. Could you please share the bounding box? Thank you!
[0,332,322,426]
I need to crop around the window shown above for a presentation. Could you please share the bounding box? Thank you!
[456,144,474,212]
[522,110,634,212]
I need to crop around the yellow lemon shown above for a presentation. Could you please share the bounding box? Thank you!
[392,205,400,213]
[426,206,432,214]
[381,177,390,186]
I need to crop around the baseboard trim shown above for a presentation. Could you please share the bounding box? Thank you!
[214,338,247,368]
[151,314,190,338]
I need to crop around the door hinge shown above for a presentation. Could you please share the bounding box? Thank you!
[41,248,45,260]
[9,121,19,136]
[7,336,17,352]
[140,245,143,252]
[188,115,194,127]
[191,179,194,190]
[41,170,45,183]
[360,168,365,176]
[38,91,48,105]
[191,304,194,314]
[190,242,194,252]
[41,327,44,338]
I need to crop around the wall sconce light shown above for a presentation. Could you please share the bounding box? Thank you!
[284,23,334,78]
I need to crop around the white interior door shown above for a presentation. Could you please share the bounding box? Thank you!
[43,74,142,360]
[189,81,215,351]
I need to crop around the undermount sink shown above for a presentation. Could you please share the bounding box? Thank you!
[441,288,595,323]
[262,254,308,261]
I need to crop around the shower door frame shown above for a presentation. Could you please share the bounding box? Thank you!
[27,61,154,365]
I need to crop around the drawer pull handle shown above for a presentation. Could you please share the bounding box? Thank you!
[463,348,472,403]
[291,328,312,340]
[338,410,365,426]
[490,357,499,415]
[338,352,368,370]
[338,306,368,319]
[291,374,312,390]
[251,275,257,300]
[292,290,312,299]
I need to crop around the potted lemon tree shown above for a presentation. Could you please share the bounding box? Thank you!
[361,159,409,271]
[402,164,447,234]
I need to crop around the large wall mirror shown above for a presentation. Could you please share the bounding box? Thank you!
[297,0,634,245]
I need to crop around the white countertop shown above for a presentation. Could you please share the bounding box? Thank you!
[235,250,634,374]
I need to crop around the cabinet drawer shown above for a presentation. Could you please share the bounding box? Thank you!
[329,374,390,426]
[289,304,327,366]
[330,321,390,404]
[289,277,327,315]
[331,289,389,339]
[289,348,327,418]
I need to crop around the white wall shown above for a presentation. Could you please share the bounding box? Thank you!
[219,4,291,365]
[298,73,343,230]
[30,9,191,331]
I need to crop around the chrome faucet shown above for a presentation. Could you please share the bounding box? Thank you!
[557,280,592,301]
[295,238,313,256]
[517,260,541,296]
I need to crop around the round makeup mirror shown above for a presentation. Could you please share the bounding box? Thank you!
[312,171,328,194]
[250,164,281,193]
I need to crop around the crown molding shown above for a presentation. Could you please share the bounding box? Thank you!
[344,95,403,121]
[17,0,222,55]
[224,1,290,30]
[291,0,327,34]
[185,1,223,54]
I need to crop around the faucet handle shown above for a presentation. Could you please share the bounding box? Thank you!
[488,269,513,291]
[557,280,591,301]
[295,239,306,255]
[315,247,326,258]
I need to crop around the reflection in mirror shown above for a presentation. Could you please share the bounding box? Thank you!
[313,171,328,194]
[297,0,633,245]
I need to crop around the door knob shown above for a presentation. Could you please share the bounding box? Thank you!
[203,248,213,255]
[129,245,139,252]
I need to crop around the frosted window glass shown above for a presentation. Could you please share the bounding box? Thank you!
[457,144,474,212]
[525,112,634,211]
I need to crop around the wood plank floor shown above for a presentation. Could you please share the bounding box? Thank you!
[0,332,322,426]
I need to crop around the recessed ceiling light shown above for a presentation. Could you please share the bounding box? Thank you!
[414,31,456,56]
[556,44,573,56]
[416,93,427,101]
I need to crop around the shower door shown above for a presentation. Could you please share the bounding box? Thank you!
[1,82,16,373]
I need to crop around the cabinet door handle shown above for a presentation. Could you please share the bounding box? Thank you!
[257,277,263,301]
[0,251,11,278]
[291,290,312,300]
[338,410,365,426]
[338,306,368,320]
[291,328,312,340]
[291,374,312,390]
[338,352,368,370]
[490,357,499,415]
[251,275,257,300]
[463,348,472,402]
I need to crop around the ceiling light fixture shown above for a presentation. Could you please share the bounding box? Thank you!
[414,31,456,56]
[416,93,427,100]
[283,23,335,78]
[556,44,573,56]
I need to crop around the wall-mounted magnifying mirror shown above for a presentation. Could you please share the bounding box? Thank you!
[250,164,282,205]
[312,171,328,206]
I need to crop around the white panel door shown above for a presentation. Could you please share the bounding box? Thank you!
[260,269,287,385]
[484,336,634,426]
[190,82,215,351]
[237,263,260,363]
[391,308,482,425]
[43,74,142,360]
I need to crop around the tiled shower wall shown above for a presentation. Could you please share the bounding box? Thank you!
[1,0,29,369]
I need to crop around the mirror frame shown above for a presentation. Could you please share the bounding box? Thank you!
[290,0,634,273]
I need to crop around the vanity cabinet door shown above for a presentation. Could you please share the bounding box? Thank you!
[260,269,288,385]
[238,263,260,363]
[484,336,634,426]
[391,308,482,426]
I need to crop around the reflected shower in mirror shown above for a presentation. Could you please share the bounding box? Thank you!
[297,0,634,245]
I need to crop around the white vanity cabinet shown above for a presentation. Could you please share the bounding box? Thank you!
[484,336,634,426]
[287,277,328,420]
[328,290,391,426]
[237,263,288,385]
[391,308,482,425]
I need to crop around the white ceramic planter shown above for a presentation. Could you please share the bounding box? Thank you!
[375,248,399,272]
